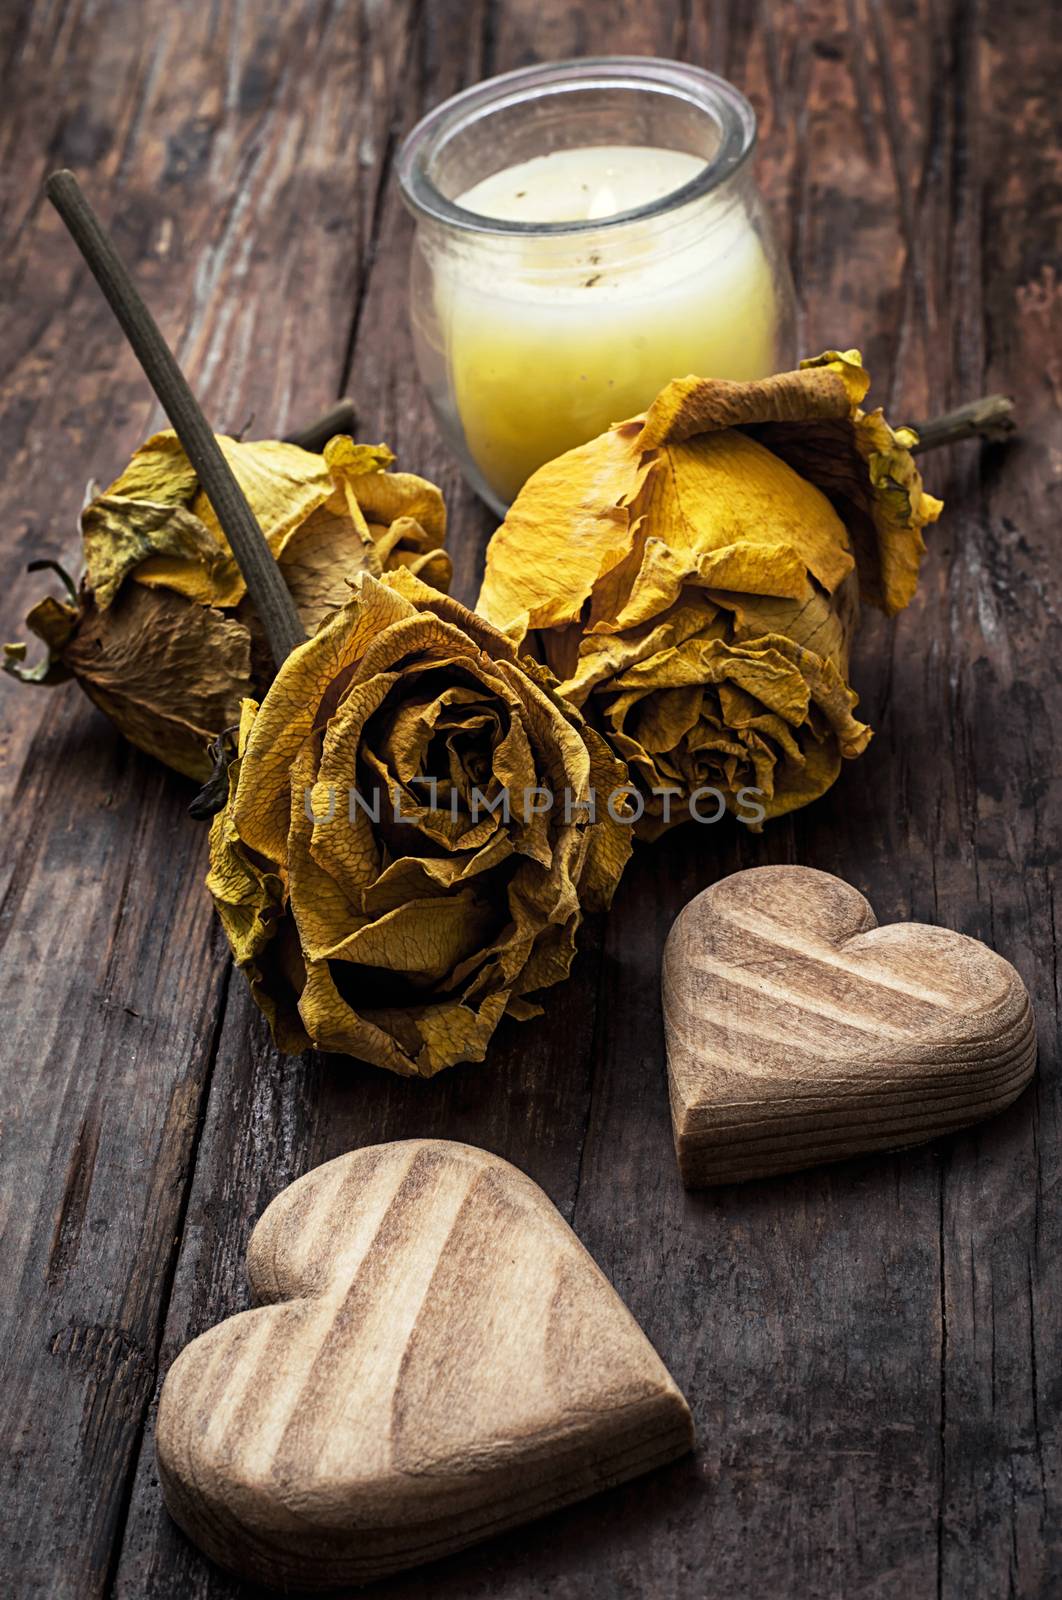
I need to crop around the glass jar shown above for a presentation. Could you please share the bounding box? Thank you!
[396,57,796,517]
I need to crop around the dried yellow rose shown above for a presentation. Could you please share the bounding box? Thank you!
[477,351,942,836]
[4,431,451,781]
[208,568,633,1075]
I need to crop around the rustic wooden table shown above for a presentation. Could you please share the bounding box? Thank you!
[2,2,1059,1596]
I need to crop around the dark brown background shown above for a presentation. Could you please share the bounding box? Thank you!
[1,1,1059,1596]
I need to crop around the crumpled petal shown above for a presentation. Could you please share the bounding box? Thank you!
[110,431,453,610]
[83,498,232,611]
[7,582,251,779]
[740,351,942,613]
[631,351,865,449]
[206,700,310,1051]
[208,569,632,1076]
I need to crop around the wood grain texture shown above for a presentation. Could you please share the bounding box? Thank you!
[663,866,1036,1185]
[0,0,1059,1597]
[156,1141,693,1590]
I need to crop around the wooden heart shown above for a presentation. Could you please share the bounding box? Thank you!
[157,1140,693,1589]
[663,866,1036,1187]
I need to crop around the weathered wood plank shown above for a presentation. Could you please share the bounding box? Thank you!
[929,0,1062,1590]
[0,1,412,1594]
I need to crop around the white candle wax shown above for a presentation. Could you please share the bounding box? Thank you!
[440,145,779,505]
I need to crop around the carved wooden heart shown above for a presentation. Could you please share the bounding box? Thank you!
[663,866,1036,1187]
[157,1140,693,1589]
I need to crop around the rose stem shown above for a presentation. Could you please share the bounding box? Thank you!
[44,168,305,669]
[283,399,357,454]
[910,393,1015,454]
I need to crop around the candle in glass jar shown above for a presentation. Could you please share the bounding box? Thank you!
[441,145,779,505]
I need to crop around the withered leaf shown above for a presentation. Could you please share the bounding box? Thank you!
[62,583,253,781]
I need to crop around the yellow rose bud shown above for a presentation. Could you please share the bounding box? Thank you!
[477,351,942,836]
[4,431,451,781]
[208,569,633,1075]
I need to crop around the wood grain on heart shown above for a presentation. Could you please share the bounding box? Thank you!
[663,866,1036,1187]
[156,1140,693,1589]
